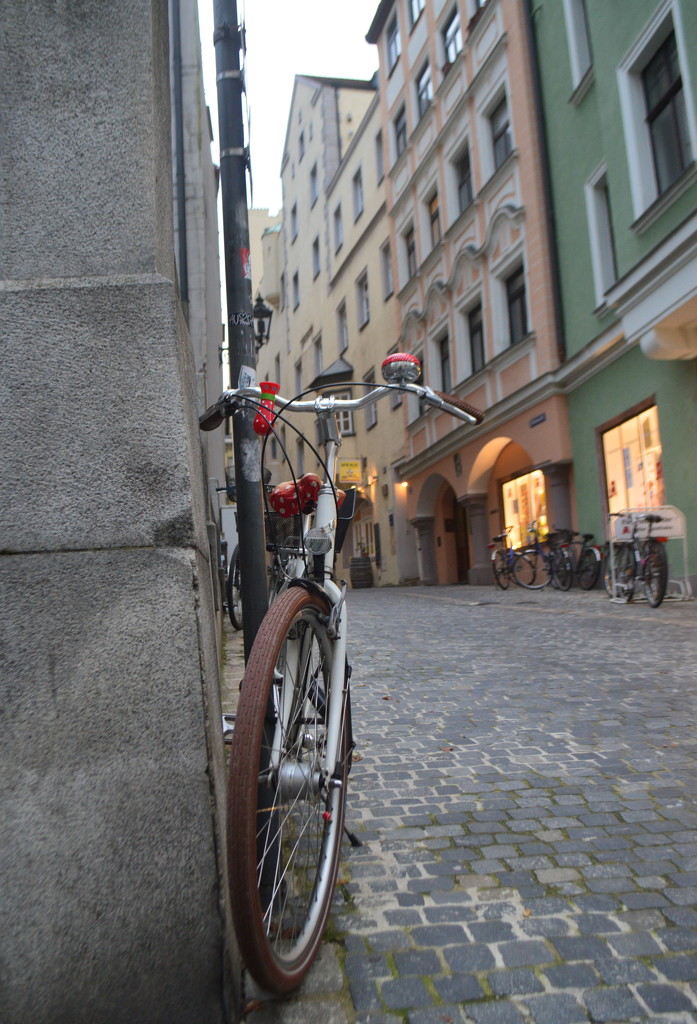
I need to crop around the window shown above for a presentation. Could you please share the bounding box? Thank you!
[468,303,484,374]
[364,369,377,430]
[312,236,320,279]
[585,165,617,306]
[601,405,664,515]
[456,148,473,211]
[405,226,417,278]
[290,203,298,242]
[618,12,695,220]
[381,241,394,299]
[337,302,349,353]
[357,271,370,327]
[502,469,548,550]
[563,0,592,91]
[274,353,281,383]
[491,97,512,170]
[642,31,691,196]
[387,15,400,73]
[443,9,462,65]
[439,335,452,393]
[333,391,355,436]
[394,106,408,158]
[333,205,343,252]
[280,272,286,310]
[416,62,432,120]
[294,360,302,396]
[310,163,319,206]
[292,270,300,310]
[353,168,364,220]
[375,130,384,183]
[299,130,305,161]
[506,266,528,345]
[428,192,441,248]
[295,437,304,478]
[409,0,425,28]
[313,334,323,376]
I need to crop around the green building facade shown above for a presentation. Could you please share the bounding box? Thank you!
[531,0,697,587]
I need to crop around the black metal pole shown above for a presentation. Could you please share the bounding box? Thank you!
[213,0,268,659]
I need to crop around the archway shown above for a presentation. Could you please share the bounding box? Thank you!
[412,473,470,585]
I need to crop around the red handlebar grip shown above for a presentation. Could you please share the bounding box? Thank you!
[434,390,485,424]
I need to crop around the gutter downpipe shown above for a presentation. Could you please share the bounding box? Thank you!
[172,0,189,308]
[523,0,566,365]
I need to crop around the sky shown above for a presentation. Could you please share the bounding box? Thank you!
[198,0,381,214]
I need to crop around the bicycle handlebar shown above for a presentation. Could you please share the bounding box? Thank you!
[199,378,485,431]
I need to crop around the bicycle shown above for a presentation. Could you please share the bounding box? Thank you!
[552,527,602,590]
[489,526,533,589]
[606,511,669,607]
[226,544,243,630]
[200,352,484,993]
[513,521,572,590]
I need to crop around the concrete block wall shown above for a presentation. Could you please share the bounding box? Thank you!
[0,2,236,1020]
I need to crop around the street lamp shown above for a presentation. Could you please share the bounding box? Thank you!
[253,292,273,350]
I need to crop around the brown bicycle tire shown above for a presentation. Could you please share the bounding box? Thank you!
[226,585,348,993]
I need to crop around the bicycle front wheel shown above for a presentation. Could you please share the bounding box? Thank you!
[227,586,349,993]
[614,544,635,602]
[492,550,509,590]
[643,539,668,608]
[226,545,243,630]
[514,550,546,589]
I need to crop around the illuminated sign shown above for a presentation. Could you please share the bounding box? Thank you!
[338,459,362,484]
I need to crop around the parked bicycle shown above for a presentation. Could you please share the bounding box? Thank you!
[606,511,668,607]
[489,526,533,589]
[552,526,602,590]
[226,543,243,630]
[514,520,572,590]
[200,352,484,993]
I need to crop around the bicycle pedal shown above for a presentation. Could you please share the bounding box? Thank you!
[222,713,235,742]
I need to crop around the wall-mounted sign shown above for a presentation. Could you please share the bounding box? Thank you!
[530,412,547,428]
[338,458,362,484]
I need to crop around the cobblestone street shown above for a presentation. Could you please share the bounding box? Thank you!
[228,585,697,1024]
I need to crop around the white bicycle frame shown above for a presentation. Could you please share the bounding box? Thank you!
[218,379,479,781]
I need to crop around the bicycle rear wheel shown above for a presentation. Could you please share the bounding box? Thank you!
[492,550,509,590]
[643,539,668,608]
[577,547,601,590]
[226,545,243,630]
[551,547,572,591]
[227,586,349,993]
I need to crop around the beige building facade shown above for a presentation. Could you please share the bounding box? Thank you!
[368,0,571,584]
[256,74,416,586]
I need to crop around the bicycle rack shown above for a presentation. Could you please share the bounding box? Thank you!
[607,505,693,603]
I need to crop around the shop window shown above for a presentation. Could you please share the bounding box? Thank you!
[601,405,664,515]
[502,469,548,550]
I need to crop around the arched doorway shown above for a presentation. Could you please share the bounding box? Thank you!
[412,474,470,585]
[435,482,469,584]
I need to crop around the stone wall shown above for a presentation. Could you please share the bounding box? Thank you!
[0,2,235,1020]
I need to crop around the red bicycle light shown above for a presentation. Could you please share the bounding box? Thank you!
[381,352,421,384]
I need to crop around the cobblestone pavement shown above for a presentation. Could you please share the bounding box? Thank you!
[227,584,697,1024]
